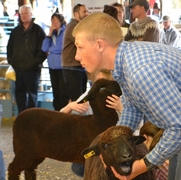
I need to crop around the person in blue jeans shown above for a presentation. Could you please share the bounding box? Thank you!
[42,13,68,110]
[0,150,5,180]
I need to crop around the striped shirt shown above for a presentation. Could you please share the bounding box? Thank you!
[155,160,169,180]
[113,41,181,165]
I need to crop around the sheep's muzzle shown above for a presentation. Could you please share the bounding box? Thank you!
[119,161,133,174]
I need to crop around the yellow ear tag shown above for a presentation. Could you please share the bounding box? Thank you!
[84,150,95,159]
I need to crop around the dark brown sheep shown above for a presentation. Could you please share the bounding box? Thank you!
[82,126,155,180]
[8,79,122,180]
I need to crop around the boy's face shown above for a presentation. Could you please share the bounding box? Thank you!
[75,32,103,73]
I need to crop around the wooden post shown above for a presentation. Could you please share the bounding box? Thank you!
[129,0,134,23]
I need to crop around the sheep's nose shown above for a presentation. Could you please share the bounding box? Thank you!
[122,153,131,159]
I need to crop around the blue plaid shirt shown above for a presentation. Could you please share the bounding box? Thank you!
[113,41,181,165]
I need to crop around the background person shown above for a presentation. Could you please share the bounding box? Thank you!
[7,5,46,113]
[3,5,9,17]
[0,150,5,180]
[60,68,123,177]
[61,3,88,105]
[41,13,67,110]
[103,5,119,23]
[111,2,130,28]
[140,121,168,180]
[72,12,181,180]
[124,0,159,42]
[103,4,128,39]
[0,104,5,180]
[60,68,122,116]
[150,2,160,22]
[159,15,181,48]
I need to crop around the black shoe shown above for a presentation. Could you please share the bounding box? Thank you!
[71,163,84,177]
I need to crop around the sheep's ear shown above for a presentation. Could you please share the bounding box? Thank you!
[81,145,100,159]
[133,136,146,145]
[77,93,94,104]
[77,97,89,104]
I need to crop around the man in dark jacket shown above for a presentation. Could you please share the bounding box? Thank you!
[7,5,46,113]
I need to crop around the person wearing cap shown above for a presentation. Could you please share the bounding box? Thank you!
[124,0,159,42]
[72,12,181,180]
[150,2,160,22]
[152,2,160,18]
[159,15,181,49]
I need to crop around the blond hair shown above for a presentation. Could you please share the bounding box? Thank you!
[90,69,114,83]
[95,68,114,81]
[72,12,123,47]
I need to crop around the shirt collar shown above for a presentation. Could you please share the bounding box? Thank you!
[112,41,128,84]
[164,26,171,32]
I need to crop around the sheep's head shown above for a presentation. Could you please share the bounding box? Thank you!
[78,79,122,113]
[82,126,145,176]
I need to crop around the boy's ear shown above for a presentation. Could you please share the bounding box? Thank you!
[96,39,105,52]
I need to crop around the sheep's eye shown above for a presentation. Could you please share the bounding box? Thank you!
[128,137,134,143]
[100,87,106,92]
[102,143,111,149]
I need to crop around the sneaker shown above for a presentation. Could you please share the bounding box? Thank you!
[71,163,84,177]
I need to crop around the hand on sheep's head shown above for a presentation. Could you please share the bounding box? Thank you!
[100,154,107,169]
[110,159,148,180]
[82,126,146,179]
[99,153,133,179]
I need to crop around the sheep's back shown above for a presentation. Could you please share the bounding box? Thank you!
[12,108,117,163]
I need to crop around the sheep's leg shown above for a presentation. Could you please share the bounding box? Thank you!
[24,157,45,180]
[24,169,36,180]
[8,160,22,180]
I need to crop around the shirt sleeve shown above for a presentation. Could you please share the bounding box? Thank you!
[169,31,180,48]
[132,62,181,165]
[116,94,144,131]
[124,29,134,41]
[142,24,160,42]
[41,37,52,52]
